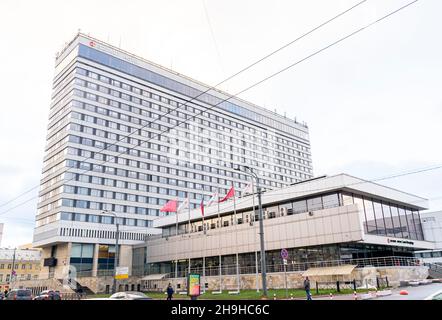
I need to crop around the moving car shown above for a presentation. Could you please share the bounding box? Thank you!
[33,290,62,300]
[4,289,33,300]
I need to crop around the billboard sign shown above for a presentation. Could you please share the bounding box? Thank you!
[187,274,201,297]
[115,267,129,280]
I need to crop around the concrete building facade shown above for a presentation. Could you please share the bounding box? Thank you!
[0,248,41,292]
[132,174,433,291]
[33,33,313,284]
[414,211,442,265]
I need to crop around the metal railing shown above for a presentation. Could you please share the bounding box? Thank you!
[149,256,422,279]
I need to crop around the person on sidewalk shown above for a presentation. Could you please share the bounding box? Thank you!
[304,277,312,300]
[166,283,174,300]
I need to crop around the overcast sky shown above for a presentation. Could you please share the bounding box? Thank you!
[0,0,441,247]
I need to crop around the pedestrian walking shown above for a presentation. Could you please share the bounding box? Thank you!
[166,283,174,300]
[304,276,312,300]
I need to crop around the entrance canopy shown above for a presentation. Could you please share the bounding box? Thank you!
[141,273,168,281]
[302,265,357,277]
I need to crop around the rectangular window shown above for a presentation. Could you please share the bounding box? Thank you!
[363,198,377,235]
[307,197,322,211]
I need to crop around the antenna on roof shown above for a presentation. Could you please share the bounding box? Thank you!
[77,28,81,35]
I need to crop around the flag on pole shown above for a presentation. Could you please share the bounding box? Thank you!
[241,182,253,196]
[177,198,189,212]
[207,192,218,206]
[160,200,177,212]
[219,186,235,203]
[200,199,205,217]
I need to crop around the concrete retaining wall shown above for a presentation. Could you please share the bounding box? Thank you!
[15,266,428,294]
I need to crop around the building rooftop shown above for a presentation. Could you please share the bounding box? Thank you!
[57,32,309,134]
[0,248,41,261]
[153,173,429,228]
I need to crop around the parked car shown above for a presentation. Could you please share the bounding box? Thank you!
[0,292,5,300]
[424,290,442,300]
[109,291,152,300]
[33,290,62,300]
[88,291,151,300]
[4,289,33,300]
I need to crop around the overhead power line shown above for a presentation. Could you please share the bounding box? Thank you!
[0,0,369,209]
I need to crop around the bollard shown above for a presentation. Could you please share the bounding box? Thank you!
[273,293,276,300]
[329,293,333,300]
[290,294,293,300]
[353,291,358,300]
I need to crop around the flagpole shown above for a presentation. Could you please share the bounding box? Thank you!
[233,186,240,292]
[217,187,222,292]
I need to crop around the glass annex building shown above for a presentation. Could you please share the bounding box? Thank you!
[133,174,432,283]
[33,34,312,279]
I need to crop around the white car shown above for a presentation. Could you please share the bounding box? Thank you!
[424,290,442,300]
[88,291,151,300]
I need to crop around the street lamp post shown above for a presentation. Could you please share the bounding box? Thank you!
[9,248,17,287]
[234,166,268,297]
[103,211,120,294]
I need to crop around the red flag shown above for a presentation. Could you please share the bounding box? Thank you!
[160,200,177,212]
[200,199,205,217]
[219,186,235,203]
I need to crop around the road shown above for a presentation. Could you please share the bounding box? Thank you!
[375,283,442,300]
[311,283,442,300]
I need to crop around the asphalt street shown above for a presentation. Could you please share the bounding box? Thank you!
[375,283,442,300]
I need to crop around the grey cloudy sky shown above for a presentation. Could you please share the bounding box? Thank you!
[0,0,441,247]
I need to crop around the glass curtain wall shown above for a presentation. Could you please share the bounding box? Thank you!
[341,192,423,240]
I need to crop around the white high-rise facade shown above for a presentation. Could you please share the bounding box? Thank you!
[33,34,312,278]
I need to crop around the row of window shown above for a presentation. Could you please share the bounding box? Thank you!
[61,228,149,241]
[68,103,311,175]
[64,157,250,193]
[67,103,311,173]
[162,193,342,236]
[415,250,442,259]
[60,211,153,227]
[65,128,309,183]
[342,192,424,241]
[0,274,38,282]
[71,77,311,157]
[62,183,221,205]
[139,243,409,277]
[0,263,38,270]
[74,54,308,140]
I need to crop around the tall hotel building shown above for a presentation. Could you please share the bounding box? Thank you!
[33,34,312,278]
